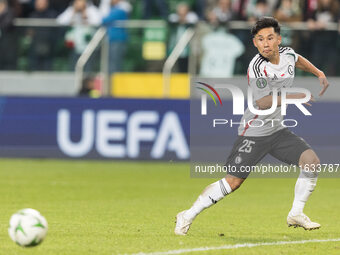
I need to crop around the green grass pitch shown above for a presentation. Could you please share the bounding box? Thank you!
[0,159,339,255]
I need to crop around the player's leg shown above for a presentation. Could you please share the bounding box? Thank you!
[175,136,269,235]
[287,149,321,229]
[289,149,319,216]
[174,175,244,236]
[269,129,320,230]
[183,175,244,220]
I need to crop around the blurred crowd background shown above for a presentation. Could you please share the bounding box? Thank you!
[0,0,339,83]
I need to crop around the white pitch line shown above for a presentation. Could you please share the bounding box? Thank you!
[124,238,340,255]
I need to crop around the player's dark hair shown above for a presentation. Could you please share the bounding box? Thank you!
[251,17,280,37]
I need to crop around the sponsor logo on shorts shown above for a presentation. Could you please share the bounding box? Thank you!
[235,155,242,164]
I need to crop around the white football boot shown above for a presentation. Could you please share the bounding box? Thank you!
[174,210,193,235]
[287,213,321,230]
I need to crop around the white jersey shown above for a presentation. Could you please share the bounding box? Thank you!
[238,47,299,137]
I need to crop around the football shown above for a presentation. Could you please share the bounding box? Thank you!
[8,208,48,247]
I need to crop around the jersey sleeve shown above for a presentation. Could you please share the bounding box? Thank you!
[283,47,299,63]
[247,60,271,101]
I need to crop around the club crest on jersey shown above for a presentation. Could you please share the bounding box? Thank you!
[288,65,294,75]
[256,78,267,89]
[235,155,242,164]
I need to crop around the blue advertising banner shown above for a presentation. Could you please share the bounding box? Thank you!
[0,97,338,162]
[0,97,190,160]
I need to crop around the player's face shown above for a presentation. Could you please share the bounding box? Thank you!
[253,27,281,60]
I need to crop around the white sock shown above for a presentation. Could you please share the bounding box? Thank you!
[289,169,318,217]
[184,178,232,221]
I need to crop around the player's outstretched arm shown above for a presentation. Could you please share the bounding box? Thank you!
[295,54,330,96]
[256,93,313,110]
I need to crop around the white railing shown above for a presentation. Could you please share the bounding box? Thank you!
[14,18,166,28]
[74,27,107,94]
[162,28,195,97]
[14,18,339,30]
[14,19,167,95]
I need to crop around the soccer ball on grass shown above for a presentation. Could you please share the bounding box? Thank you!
[8,208,48,247]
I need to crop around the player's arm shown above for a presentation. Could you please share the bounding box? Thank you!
[295,54,329,96]
[256,93,312,110]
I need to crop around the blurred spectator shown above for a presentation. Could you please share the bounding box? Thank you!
[247,0,271,21]
[205,7,221,28]
[307,0,339,28]
[49,0,72,15]
[27,0,57,70]
[99,0,131,17]
[274,0,302,21]
[18,0,33,17]
[7,0,21,16]
[307,0,339,75]
[0,0,17,70]
[79,76,101,97]
[231,0,249,20]
[168,2,198,73]
[57,0,101,69]
[266,0,280,15]
[168,2,198,24]
[199,10,244,77]
[302,0,318,20]
[57,0,101,25]
[232,0,276,20]
[142,0,168,19]
[102,0,128,74]
[273,0,301,51]
[30,0,56,20]
[193,0,205,19]
[212,0,233,23]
